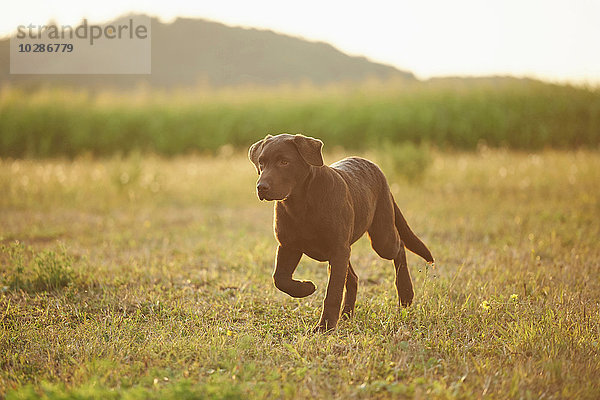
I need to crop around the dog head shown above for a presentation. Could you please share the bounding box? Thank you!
[248,133,324,201]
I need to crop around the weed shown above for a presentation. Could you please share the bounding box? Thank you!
[376,142,431,184]
[1,242,75,292]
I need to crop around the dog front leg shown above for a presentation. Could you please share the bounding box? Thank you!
[273,245,316,298]
[315,248,350,332]
[341,261,358,319]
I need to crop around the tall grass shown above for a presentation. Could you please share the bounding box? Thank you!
[1,78,599,158]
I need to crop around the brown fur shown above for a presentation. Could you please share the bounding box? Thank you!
[249,133,434,332]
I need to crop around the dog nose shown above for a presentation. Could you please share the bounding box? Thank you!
[257,182,270,193]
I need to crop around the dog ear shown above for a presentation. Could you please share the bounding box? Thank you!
[248,135,273,174]
[293,135,324,166]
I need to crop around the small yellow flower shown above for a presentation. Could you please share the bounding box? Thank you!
[510,293,519,301]
[480,300,491,311]
[226,330,233,336]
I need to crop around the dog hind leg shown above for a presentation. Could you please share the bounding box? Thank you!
[394,243,414,307]
[367,193,414,307]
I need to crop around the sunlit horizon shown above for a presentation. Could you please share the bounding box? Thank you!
[3,0,599,86]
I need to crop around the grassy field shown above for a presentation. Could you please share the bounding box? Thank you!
[1,78,599,158]
[1,148,599,399]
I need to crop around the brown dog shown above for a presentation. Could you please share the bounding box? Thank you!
[249,133,434,332]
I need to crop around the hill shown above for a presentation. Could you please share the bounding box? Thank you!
[0,15,414,89]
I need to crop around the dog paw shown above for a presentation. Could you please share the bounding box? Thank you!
[399,288,414,307]
[297,280,316,298]
[312,317,337,333]
[399,296,413,307]
[312,323,334,334]
[341,307,354,320]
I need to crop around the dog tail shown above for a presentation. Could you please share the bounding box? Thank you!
[393,200,434,263]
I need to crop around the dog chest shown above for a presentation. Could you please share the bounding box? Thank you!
[273,205,346,262]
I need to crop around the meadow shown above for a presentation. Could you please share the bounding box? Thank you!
[1,146,599,399]
[1,78,599,158]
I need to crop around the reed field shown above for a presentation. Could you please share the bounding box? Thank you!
[1,79,599,399]
[0,78,599,158]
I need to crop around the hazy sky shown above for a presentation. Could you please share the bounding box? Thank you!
[3,0,599,84]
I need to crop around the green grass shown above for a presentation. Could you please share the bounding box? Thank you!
[2,243,75,293]
[1,149,599,399]
[1,78,599,158]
